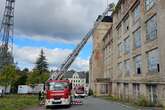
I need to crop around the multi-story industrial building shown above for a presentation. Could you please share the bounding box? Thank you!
[90,0,165,106]
[111,0,165,106]
[89,16,112,96]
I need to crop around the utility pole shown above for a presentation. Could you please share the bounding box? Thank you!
[0,0,15,70]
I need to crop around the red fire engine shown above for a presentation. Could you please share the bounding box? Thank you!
[45,80,72,107]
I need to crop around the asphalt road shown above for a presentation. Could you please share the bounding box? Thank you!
[25,96,138,110]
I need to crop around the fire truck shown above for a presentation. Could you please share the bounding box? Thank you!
[74,86,86,98]
[45,80,72,107]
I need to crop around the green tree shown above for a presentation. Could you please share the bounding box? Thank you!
[35,49,48,74]
[12,68,29,93]
[27,49,49,84]
[27,69,49,84]
[0,64,17,92]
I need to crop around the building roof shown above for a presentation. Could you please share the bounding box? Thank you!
[77,72,86,79]
[64,71,86,79]
[64,71,74,78]
[96,16,113,22]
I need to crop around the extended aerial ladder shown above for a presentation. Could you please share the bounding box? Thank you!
[50,3,115,80]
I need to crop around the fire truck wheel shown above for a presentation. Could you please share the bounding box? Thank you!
[46,106,50,109]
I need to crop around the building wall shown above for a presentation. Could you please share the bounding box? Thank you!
[103,26,113,79]
[90,22,112,92]
[95,82,111,96]
[111,0,165,106]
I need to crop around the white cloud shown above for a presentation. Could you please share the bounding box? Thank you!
[13,45,89,71]
[0,0,118,71]
[0,0,118,44]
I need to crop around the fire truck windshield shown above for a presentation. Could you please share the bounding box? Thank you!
[48,82,68,91]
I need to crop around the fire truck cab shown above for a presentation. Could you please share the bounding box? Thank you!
[45,80,72,107]
[74,86,86,98]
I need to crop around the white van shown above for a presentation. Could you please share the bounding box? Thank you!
[18,85,32,94]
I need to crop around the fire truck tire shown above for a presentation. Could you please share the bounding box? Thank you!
[46,106,50,109]
[67,97,72,107]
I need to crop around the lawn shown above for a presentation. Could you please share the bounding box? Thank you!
[0,94,39,110]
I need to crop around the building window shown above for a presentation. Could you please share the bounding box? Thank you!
[118,43,123,56]
[146,15,157,40]
[117,83,121,98]
[133,3,141,23]
[123,83,129,99]
[163,88,165,98]
[133,84,140,100]
[134,29,141,48]
[124,37,130,54]
[124,60,131,75]
[100,84,108,94]
[145,0,155,11]
[123,16,129,33]
[147,85,157,104]
[117,25,122,39]
[147,49,160,73]
[118,62,123,74]
[134,55,142,74]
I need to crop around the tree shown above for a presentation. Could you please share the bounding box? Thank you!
[22,68,29,73]
[27,69,49,84]
[35,49,48,74]
[12,68,29,93]
[0,64,17,92]
[27,49,49,84]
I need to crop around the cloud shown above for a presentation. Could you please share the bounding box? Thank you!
[13,45,89,71]
[0,0,118,71]
[0,0,118,44]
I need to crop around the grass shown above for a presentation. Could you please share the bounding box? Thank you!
[99,96,164,109]
[0,94,39,110]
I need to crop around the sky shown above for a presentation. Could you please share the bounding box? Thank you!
[0,0,118,71]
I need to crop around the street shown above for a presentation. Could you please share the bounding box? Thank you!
[25,97,137,110]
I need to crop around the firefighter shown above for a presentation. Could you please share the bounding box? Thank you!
[38,91,41,101]
[39,90,44,105]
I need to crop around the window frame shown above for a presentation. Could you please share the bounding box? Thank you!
[147,48,160,73]
[145,0,155,11]
[134,28,141,48]
[123,16,129,33]
[124,36,131,54]
[134,55,142,74]
[118,42,123,57]
[146,15,157,41]
[133,83,140,99]
[124,59,131,75]
[132,3,141,23]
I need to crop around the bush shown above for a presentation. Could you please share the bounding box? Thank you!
[135,96,150,107]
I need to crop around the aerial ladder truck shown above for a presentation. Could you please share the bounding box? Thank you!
[44,3,115,107]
